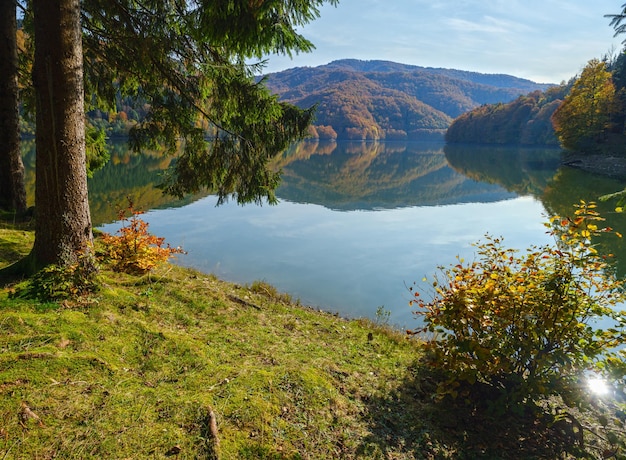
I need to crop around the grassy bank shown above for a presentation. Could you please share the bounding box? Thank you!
[0,221,613,459]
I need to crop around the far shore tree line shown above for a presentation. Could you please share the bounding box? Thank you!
[448,40,626,151]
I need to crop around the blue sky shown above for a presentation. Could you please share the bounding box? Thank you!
[261,0,625,83]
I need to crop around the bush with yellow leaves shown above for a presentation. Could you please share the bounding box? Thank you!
[412,202,626,412]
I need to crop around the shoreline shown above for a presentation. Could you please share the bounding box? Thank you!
[562,151,626,181]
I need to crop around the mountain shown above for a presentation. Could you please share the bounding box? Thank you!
[263,59,553,141]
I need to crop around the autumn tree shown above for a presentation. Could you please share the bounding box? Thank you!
[0,0,26,214]
[551,59,616,151]
[2,0,337,274]
[445,88,567,146]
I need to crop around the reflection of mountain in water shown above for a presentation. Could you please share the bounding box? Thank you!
[22,140,554,219]
[22,136,626,277]
[273,141,517,210]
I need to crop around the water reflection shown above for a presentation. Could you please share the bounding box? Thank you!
[444,144,562,197]
[22,138,574,216]
[21,139,626,325]
[87,142,207,225]
[21,139,205,225]
[445,144,626,277]
[542,166,626,277]
[90,141,562,326]
[272,141,517,209]
[20,139,36,207]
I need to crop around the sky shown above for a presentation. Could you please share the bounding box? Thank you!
[260,0,626,84]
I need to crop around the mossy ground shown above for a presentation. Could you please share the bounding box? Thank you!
[0,215,34,266]
[0,223,619,459]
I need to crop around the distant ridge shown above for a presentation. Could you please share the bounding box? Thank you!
[264,59,553,141]
[323,59,551,90]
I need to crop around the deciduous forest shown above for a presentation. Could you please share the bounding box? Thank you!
[447,49,626,152]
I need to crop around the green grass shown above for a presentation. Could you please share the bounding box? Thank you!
[0,224,620,459]
[0,216,34,266]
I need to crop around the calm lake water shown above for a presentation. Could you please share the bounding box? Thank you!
[23,139,626,328]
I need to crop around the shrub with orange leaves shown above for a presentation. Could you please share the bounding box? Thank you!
[100,200,185,275]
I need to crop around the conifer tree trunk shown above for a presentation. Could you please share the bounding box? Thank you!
[0,0,27,213]
[31,0,93,267]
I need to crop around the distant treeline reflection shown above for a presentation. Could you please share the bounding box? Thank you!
[446,143,626,277]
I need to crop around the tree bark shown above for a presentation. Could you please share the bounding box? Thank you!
[32,0,93,267]
[0,0,27,213]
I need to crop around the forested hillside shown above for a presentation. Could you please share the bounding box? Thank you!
[445,85,570,146]
[445,50,626,152]
[263,59,552,141]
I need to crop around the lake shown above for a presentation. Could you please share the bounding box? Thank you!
[22,139,626,328]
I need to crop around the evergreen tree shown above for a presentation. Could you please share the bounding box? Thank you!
[29,0,92,269]
[80,0,336,204]
[0,0,26,214]
[3,0,337,274]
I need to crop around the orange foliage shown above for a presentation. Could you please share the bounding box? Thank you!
[100,200,185,274]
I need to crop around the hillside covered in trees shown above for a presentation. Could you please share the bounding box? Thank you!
[445,49,626,152]
[20,59,551,143]
[263,59,551,141]
[445,85,569,146]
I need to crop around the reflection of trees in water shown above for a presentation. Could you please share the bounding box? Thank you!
[443,144,626,277]
[273,141,515,210]
[21,139,36,207]
[22,140,525,217]
[21,140,205,225]
[25,138,626,275]
[444,144,562,198]
[541,166,626,278]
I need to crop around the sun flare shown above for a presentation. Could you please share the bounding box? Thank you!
[587,376,611,396]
